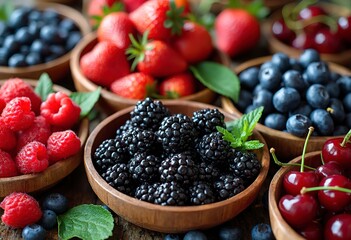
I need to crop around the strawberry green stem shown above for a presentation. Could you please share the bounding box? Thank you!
[301,186,351,194]
[300,126,314,173]
[270,148,315,170]
[341,129,351,147]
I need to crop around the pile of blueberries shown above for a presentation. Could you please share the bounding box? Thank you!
[0,6,82,67]
[236,49,351,137]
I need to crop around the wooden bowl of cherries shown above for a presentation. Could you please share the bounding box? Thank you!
[269,127,351,240]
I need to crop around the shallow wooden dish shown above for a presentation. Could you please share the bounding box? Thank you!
[0,2,91,82]
[269,151,322,240]
[263,3,351,66]
[70,32,218,113]
[84,100,270,233]
[221,56,351,160]
[0,79,89,198]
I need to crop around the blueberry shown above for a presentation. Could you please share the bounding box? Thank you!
[42,9,60,24]
[334,125,348,136]
[236,89,253,112]
[30,39,50,57]
[239,67,259,90]
[245,105,258,114]
[325,81,340,98]
[183,230,207,240]
[42,193,68,214]
[343,93,351,113]
[15,27,34,44]
[286,114,312,137]
[271,52,290,72]
[289,102,313,117]
[20,45,30,55]
[22,224,46,240]
[299,48,320,68]
[273,87,301,113]
[253,89,274,115]
[264,113,287,130]
[328,98,345,123]
[289,58,303,72]
[26,52,42,66]
[310,109,334,136]
[305,61,329,85]
[40,25,62,44]
[258,66,281,91]
[0,21,10,36]
[50,45,66,58]
[251,223,274,240]
[282,70,305,92]
[329,71,341,82]
[337,76,351,97]
[164,234,181,240]
[65,31,82,51]
[260,61,276,70]
[59,18,78,32]
[0,48,10,66]
[3,35,20,54]
[40,209,57,230]
[253,84,264,96]
[218,226,242,240]
[8,7,29,29]
[28,21,44,38]
[8,53,27,67]
[306,84,330,109]
[28,9,42,22]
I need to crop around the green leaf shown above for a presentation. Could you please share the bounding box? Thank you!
[242,140,265,150]
[242,106,264,135]
[189,62,240,102]
[70,87,101,119]
[34,73,54,101]
[0,0,13,21]
[227,0,269,19]
[57,204,114,240]
[217,126,240,147]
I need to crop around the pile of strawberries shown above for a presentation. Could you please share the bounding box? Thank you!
[0,78,81,178]
[81,0,214,100]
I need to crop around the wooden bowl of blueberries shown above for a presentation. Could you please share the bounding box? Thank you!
[84,99,270,233]
[221,49,351,160]
[0,2,91,82]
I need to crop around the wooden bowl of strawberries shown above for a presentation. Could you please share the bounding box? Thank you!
[0,76,90,198]
[84,99,270,233]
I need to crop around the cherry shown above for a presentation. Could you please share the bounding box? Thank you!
[337,16,351,44]
[272,18,296,43]
[278,194,318,229]
[324,213,351,240]
[298,221,323,240]
[298,5,327,34]
[313,28,342,54]
[283,171,319,196]
[291,32,314,50]
[322,129,351,169]
[315,161,344,179]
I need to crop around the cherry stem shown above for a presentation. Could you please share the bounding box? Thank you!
[301,186,351,194]
[300,126,314,173]
[341,129,351,147]
[270,148,315,170]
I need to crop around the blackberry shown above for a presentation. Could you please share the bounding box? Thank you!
[121,128,157,155]
[154,182,188,206]
[214,175,245,201]
[189,181,216,205]
[128,153,160,182]
[134,182,159,203]
[115,120,133,138]
[93,138,127,173]
[197,162,220,182]
[156,114,197,154]
[101,163,133,195]
[159,152,197,185]
[196,132,234,164]
[229,151,261,184]
[192,108,225,135]
[130,97,170,131]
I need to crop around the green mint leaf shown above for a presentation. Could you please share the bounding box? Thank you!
[242,106,264,136]
[70,87,101,119]
[217,126,241,148]
[242,140,265,150]
[0,0,13,21]
[57,204,114,240]
[35,73,54,101]
[189,62,240,102]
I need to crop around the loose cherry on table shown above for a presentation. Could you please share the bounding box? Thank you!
[324,213,351,240]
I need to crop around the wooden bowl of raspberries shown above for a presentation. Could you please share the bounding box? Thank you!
[0,78,89,198]
[221,49,351,160]
[0,2,91,82]
[84,98,270,233]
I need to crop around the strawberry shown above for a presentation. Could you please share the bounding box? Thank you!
[80,41,130,88]
[87,0,120,27]
[172,21,213,64]
[129,0,185,41]
[159,72,196,98]
[110,72,155,100]
[127,33,187,77]
[174,0,191,14]
[122,0,147,13]
[215,9,260,57]
[97,12,136,50]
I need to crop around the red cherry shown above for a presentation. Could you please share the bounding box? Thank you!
[291,32,314,50]
[324,213,351,240]
[272,18,296,43]
[315,161,344,179]
[283,170,320,196]
[298,221,323,240]
[338,16,351,44]
[279,194,318,229]
[322,130,351,169]
[318,175,351,212]
[313,28,342,54]
[298,6,327,33]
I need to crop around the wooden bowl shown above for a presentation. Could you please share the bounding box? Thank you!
[269,151,322,240]
[84,100,270,233]
[263,3,351,66]
[70,32,218,113]
[0,2,91,82]
[221,56,351,160]
[0,79,89,198]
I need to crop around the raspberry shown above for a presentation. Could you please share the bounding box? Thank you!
[40,92,81,129]
[0,118,17,151]
[2,97,35,132]
[0,78,42,114]
[0,149,18,177]
[47,130,81,164]
[17,116,52,151]
[0,192,42,228]
[0,97,5,113]
[15,141,49,174]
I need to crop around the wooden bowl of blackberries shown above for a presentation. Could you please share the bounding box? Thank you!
[221,49,351,160]
[264,2,351,66]
[0,2,90,82]
[84,98,270,233]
